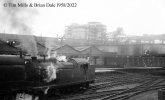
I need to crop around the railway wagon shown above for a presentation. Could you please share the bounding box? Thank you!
[0,55,95,99]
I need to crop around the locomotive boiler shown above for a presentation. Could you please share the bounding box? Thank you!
[0,54,95,99]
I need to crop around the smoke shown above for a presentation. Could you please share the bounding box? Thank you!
[45,38,58,58]
[0,0,38,56]
[43,63,58,82]
[56,55,67,62]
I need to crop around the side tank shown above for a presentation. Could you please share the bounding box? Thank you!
[54,58,95,87]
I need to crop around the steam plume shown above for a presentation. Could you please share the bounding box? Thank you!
[45,38,58,58]
[43,63,57,82]
[0,0,38,56]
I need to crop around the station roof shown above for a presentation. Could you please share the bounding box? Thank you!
[74,46,91,51]
[0,40,20,54]
[80,46,103,56]
[15,42,48,56]
[52,44,80,56]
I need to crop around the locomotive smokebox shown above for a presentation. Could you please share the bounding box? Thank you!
[31,56,37,61]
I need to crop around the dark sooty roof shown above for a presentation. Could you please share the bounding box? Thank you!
[0,40,20,54]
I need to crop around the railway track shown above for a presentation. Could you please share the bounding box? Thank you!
[99,79,165,100]
[8,71,164,100]
[56,71,165,100]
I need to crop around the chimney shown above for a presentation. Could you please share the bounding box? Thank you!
[31,56,37,62]
[19,51,23,58]
[43,55,46,61]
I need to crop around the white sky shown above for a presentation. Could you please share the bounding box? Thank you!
[1,0,165,37]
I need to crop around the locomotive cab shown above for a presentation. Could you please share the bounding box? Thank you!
[69,58,95,84]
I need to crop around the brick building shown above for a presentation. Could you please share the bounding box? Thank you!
[64,22,107,41]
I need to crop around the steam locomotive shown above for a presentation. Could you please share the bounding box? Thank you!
[0,54,95,99]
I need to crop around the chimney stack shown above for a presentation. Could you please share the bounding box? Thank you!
[19,51,23,58]
[31,56,37,61]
